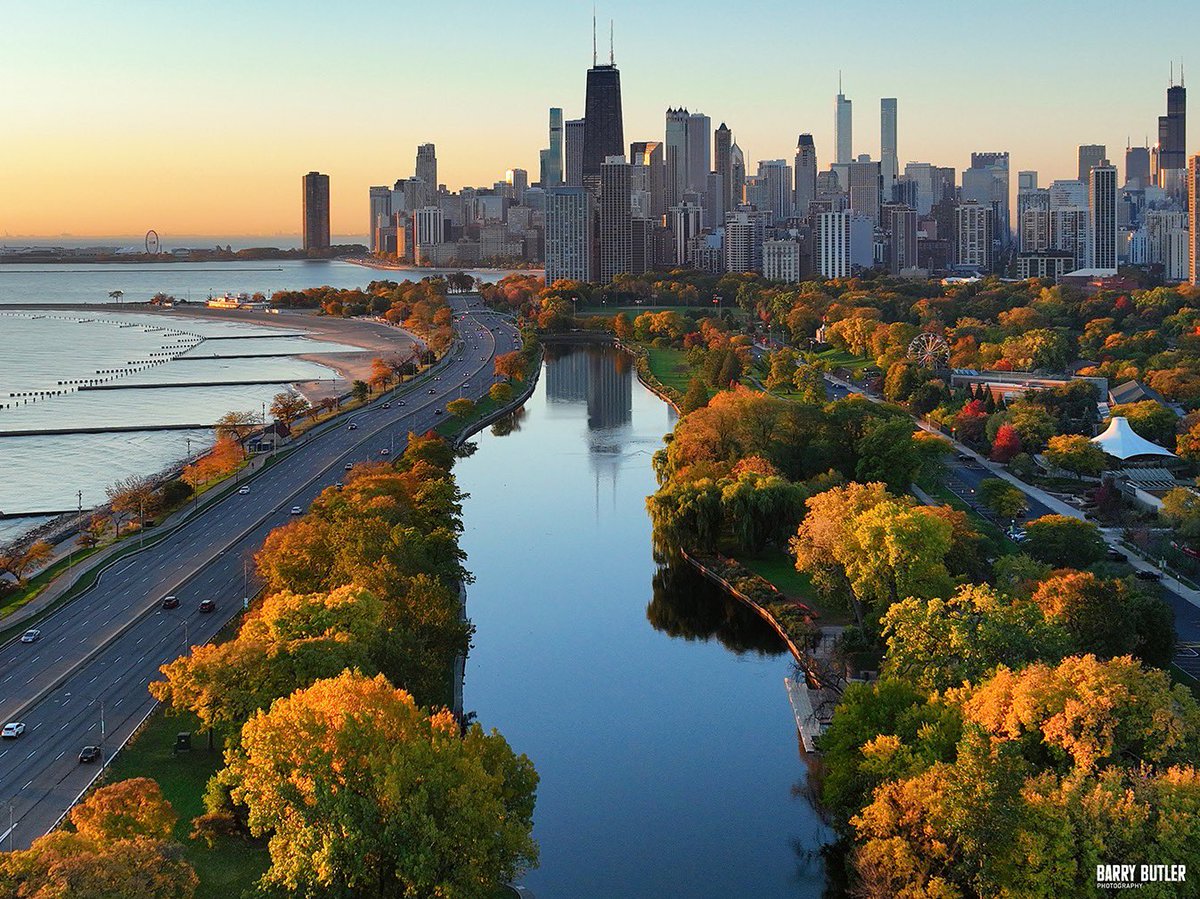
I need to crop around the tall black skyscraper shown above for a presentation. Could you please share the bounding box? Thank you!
[302,171,330,251]
[581,21,624,192]
[1158,74,1187,174]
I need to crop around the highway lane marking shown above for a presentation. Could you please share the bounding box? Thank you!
[24,752,35,760]
[32,722,42,730]
[54,751,64,761]
[22,780,32,790]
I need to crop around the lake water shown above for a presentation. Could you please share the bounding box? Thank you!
[456,346,831,897]
[0,259,529,306]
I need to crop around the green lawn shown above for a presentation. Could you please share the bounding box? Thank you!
[435,393,503,440]
[644,346,693,393]
[815,348,872,373]
[102,708,269,899]
[736,547,854,626]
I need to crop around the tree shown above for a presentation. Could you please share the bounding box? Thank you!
[446,397,475,418]
[978,478,1028,519]
[854,419,922,493]
[680,377,710,414]
[214,409,262,457]
[108,289,124,303]
[1022,514,1106,567]
[0,778,197,899]
[270,391,310,427]
[1161,486,1200,546]
[1176,413,1200,462]
[841,500,954,614]
[791,362,827,404]
[1032,570,1176,667]
[226,671,538,897]
[990,423,1022,462]
[352,379,370,402]
[882,584,1070,693]
[0,539,54,583]
[495,350,527,381]
[369,356,394,391]
[1109,400,1179,448]
[1044,433,1106,478]
[716,349,743,388]
[106,475,156,531]
[764,347,799,392]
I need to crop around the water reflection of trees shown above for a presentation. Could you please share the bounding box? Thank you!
[647,559,787,656]
[490,405,526,437]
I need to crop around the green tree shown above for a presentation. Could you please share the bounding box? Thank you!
[842,500,954,614]
[979,477,1028,519]
[1044,434,1106,478]
[226,671,539,898]
[352,380,370,402]
[680,377,710,414]
[488,381,514,404]
[855,418,922,492]
[1161,486,1200,546]
[1109,400,1179,448]
[791,362,828,404]
[446,397,475,418]
[1023,514,1106,567]
[764,347,799,391]
[716,349,743,388]
[882,584,1070,693]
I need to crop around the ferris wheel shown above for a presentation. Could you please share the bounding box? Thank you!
[908,332,951,369]
[145,230,160,255]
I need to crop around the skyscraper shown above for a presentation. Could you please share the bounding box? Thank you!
[817,211,851,278]
[1158,69,1187,198]
[599,155,632,281]
[714,124,733,217]
[368,186,392,253]
[543,108,564,187]
[565,118,585,187]
[1018,187,1051,253]
[847,157,881,225]
[886,205,918,274]
[629,141,666,220]
[835,78,852,164]
[1125,144,1151,188]
[730,143,746,207]
[724,210,765,273]
[1188,155,1199,285]
[582,30,624,193]
[664,107,690,210]
[415,144,437,207]
[545,187,593,283]
[758,159,792,225]
[1088,161,1118,274]
[302,171,330,251]
[954,201,993,272]
[670,202,702,266]
[685,112,711,195]
[412,205,444,264]
[1078,145,1106,183]
[880,98,898,194]
[794,134,817,219]
[964,152,1010,245]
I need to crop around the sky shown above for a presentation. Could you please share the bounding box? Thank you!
[2,0,1197,239]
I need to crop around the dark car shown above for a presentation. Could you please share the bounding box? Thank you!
[79,746,101,764]
[383,402,391,409]
[348,422,358,430]
[161,595,180,609]
[1135,569,1162,581]
[435,409,443,415]
[198,599,216,613]
[1106,548,1128,563]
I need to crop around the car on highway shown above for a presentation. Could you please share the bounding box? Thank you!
[20,629,40,643]
[198,599,216,613]
[161,595,180,609]
[335,482,344,490]
[238,485,251,495]
[383,402,391,409]
[380,448,390,456]
[398,400,406,406]
[79,746,101,764]
[348,423,358,430]
[428,388,435,394]
[2,722,26,739]
[435,409,443,416]
[290,506,303,515]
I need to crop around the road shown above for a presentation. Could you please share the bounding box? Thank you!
[0,297,520,848]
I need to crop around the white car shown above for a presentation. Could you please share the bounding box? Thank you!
[20,629,40,643]
[290,506,303,515]
[2,722,26,739]
[238,486,251,495]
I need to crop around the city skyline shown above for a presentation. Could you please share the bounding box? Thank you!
[3,0,1199,237]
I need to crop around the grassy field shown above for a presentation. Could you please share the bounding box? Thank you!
[736,547,854,626]
[644,346,693,393]
[102,708,269,899]
[435,393,503,440]
[815,348,872,373]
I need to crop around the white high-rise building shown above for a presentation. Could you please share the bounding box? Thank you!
[835,81,852,165]
[670,202,702,266]
[817,210,851,278]
[880,98,898,194]
[724,210,765,273]
[413,206,444,264]
[1018,187,1051,252]
[1190,155,1200,285]
[368,186,392,252]
[757,159,792,225]
[1088,161,1118,274]
[954,201,993,271]
[544,187,592,283]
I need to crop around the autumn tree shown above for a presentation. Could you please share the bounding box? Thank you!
[225,671,538,898]
[269,390,310,427]
[0,539,54,583]
[680,377,710,414]
[489,381,514,404]
[978,477,1028,519]
[494,350,527,381]
[791,362,827,404]
[446,397,475,418]
[214,409,262,457]
[989,423,1022,462]
[1044,433,1106,478]
[106,475,156,531]
[0,778,197,899]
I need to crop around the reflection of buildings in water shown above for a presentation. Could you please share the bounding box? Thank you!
[545,347,637,519]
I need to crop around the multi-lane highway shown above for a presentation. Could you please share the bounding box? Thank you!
[0,298,520,847]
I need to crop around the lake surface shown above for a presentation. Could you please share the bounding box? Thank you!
[456,346,831,898]
[0,259,529,305]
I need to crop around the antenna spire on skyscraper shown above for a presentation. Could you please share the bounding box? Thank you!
[592,7,597,67]
[610,19,613,65]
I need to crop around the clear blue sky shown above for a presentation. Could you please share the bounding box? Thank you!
[2,0,1195,236]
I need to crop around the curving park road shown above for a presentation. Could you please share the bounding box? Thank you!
[0,298,520,848]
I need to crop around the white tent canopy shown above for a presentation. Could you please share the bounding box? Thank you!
[1091,416,1178,461]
